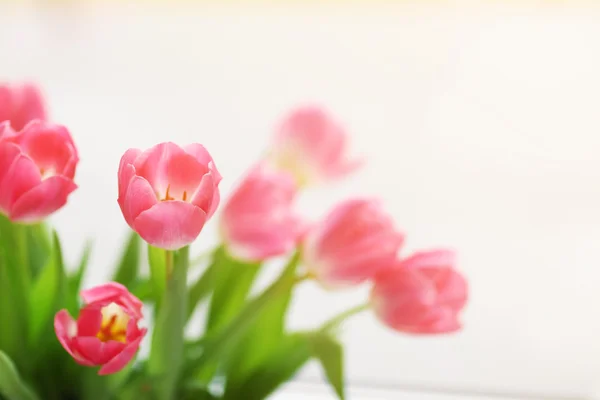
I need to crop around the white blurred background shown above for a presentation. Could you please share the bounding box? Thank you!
[2,2,600,399]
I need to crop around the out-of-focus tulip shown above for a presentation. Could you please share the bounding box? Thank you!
[268,106,361,186]
[0,121,78,223]
[0,83,47,131]
[118,142,221,250]
[302,198,404,287]
[220,163,302,262]
[54,283,147,375]
[370,250,468,334]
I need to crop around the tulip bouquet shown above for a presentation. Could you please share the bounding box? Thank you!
[0,83,468,400]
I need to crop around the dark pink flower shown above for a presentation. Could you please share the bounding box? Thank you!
[54,283,147,375]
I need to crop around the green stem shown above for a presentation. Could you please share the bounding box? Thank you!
[148,246,189,400]
[14,223,31,295]
[320,303,370,333]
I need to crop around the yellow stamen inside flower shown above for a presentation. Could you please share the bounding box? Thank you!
[161,184,188,202]
[96,303,129,343]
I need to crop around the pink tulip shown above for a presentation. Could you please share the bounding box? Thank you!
[0,121,78,223]
[220,163,303,261]
[302,198,404,287]
[118,142,221,250]
[268,106,361,186]
[0,83,47,131]
[370,250,468,334]
[54,283,147,375]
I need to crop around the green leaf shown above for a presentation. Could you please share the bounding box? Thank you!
[28,232,67,347]
[147,246,189,400]
[0,351,39,400]
[186,258,217,323]
[205,247,261,334]
[70,240,93,292]
[185,265,301,381]
[25,223,52,278]
[148,245,167,302]
[309,332,345,400]
[223,333,311,400]
[130,279,153,302]
[178,382,218,400]
[112,232,141,288]
[225,253,300,388]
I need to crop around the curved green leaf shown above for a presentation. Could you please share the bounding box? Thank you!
[112,232,141,288]
[0,351,39,400]
[309,332,345,400]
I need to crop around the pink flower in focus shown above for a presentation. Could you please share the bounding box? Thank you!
[0,83,47,131]
[220,164,303,262]
[302,198,404,288]
[268,106,361,186]
[0,121,78,223]
[370,250,468,334]
[118,142,221,250]
[54,283,147,375]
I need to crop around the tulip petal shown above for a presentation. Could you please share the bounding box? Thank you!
[133,201,207,250]
[76,305,103,337]
[164,151,207,200]
[123,176,158,224]
[190,171,217,216]
[0,154,41,214]
[98,332,145,375]
[73,337,126,365]
[133,142,186,195]
[0,141,21,195]
[118,148,141,200]
[54,310,95,366]
[9,175,77,223]
[81,282,143,320]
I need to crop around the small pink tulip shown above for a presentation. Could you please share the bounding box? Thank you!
[302,198,404,287]
[118,142,221,250]
[0,83,47,131]
[370,250,468,334]
[220,164,303,262]
[0,121,78,223]
[268,106,361,186]
[54,283,147,375]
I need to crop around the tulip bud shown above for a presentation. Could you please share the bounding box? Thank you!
[267,106,361,186]
[0,121,78,223]
[220,163,303,262]
[118,142,221,250]
[302,198,404,287]
[370,250,468,334]
[54,283,147,375]
[0,83,47,131]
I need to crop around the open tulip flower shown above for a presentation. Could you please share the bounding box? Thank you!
[0,90,468,400]
[370,250,468,334]
[0,83,47,131]
[302,198,405,288]
[220,163,303,262]
[54,283,147,375]
[118,142,221,250]
[267,106,362,187]
[0,120,78,222]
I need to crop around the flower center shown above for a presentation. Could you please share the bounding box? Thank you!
[160,184,188,202]
[96,303,129,343]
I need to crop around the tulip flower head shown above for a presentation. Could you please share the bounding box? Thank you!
[118,142,221,250]
[0,83,47,131]
[302,198,404,288]
[220,163,303,262]
[54,283,147,375]
[268,106,361,187]
[0,121,78,223]
[370,250,468,334]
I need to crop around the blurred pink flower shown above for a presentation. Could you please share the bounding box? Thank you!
[268,106,361,186]
[54,283,147,375]
[0,83,47,131]
[220,163,303,262]
[0,121,78,223]
[370,250,468,334]
[118,142,221,250]
[302,198,404,288]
